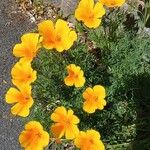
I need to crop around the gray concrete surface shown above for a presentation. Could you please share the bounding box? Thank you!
[60,0,78,17]
[0,0,35,149]
[44,0,61,6]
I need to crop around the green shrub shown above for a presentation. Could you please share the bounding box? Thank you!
[24,6,150,150]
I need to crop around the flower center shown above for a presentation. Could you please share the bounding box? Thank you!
[110,0,116,6]
[35,132,42,138]
[21,74,32,81]
[32,51,36,57]
[25,97,30,100]
[21,96,30,104]
[28,129,42,143]
[89,14,94,19]
[56,35,61,42]
[66,119,71,125]
[69,70,78,79]
[27,75,31,79]
[94,96,99,102]
[89,139,94,144]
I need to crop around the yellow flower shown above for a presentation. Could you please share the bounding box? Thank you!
[5,85,33,117]
[38,19,77,52]
[50,106,80,139]
[75,0,105,28]
[82,85,106,113]
[13,33,41,61]
[11,58,37,87]
[64,64,85,87]
[19,121,49,150]
[100,0,125,7]
[74,129,105,150]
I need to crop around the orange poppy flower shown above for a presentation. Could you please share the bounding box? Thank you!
[5,85,33,117]
[13,33,41,61]
[50,106,80,139]
[19,121,49,150]
[74,129,105,150]
[64,64,85,87]
[11,58,37,87]
[38,19,77,52]
[75,0,105,28]
[82,85,106,113]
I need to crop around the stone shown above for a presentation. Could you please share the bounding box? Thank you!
[60,0,78,17]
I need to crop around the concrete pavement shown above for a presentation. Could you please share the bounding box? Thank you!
[0,0,35,149]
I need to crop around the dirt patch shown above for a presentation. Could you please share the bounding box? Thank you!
[15,0,60,23]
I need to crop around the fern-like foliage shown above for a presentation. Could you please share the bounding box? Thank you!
[26,6,150,150]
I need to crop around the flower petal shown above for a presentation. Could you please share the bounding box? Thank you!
[19,84,32,97]
[55,19,70,35]
[40,131,50,146]
[19,131,29,148]
[97,99,106,110]
[83,101,96,113]
[54,19,71,51]
[94,2,105,18]
[64,76,74,86]
[64,31,77,50]
[51,123,65,138]
[11,103,30,117]
[84,18,101,28]
[65,124,79,139]
[100,0,125,7]
[51,106,67,122]
[13,44,27,58]
[5,87,20,104]
[74,76,85,87]
[38,20,55,49]
[93,85,106,98]
[68,109,80,124]
[25,121,43,130]
[74,131,86,148]
[86,129,101,140]
[83,87,93,100]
